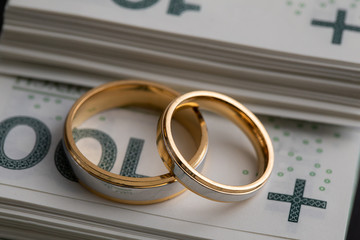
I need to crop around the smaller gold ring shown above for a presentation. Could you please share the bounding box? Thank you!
[157,91,274,202]
[63,80,208,204]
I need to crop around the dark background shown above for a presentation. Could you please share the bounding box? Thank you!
[0,0,6,35]
[348,178,360,239]
[0,0,359,239]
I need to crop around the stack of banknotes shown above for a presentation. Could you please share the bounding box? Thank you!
[0,0,360,239]
[1,0,360,126]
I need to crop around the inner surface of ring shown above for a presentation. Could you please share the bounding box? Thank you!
[66,82,207,187]
[167,94,273,193]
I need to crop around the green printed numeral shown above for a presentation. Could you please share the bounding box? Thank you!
[0,115,147,182]
[167,0,201,15]
[120,138,147,177]
[72,128,117,171]
[0,116,51,170]
[113,0,159,9]
[54,140,78,182]
[55,130,147,181]
[113,0,200,16]
[55,128,117,182]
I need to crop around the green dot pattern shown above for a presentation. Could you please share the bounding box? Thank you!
[28,95,35,100]
[34,104,41,109]
[55,99,62,104]
[99,116,106,121]
[43,97,50,102]
[242,170,249,175]
[262,115,337,195]
[55,116,62,121]
[286,1,306,15]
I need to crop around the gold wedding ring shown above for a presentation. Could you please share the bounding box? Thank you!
[63,80,208,204]
[157,91,274,202]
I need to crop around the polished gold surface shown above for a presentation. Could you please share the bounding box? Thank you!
[64,80,208,204]
[157,91,274,202]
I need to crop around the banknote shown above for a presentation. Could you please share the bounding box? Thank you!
[5,0,360,65]
[2,0,360,132]
[0,74,359,239]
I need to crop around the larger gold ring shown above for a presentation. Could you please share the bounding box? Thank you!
[63,80,208,204]
[157,91,274,202]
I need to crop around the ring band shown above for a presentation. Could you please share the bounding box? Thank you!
[157,91,274,202]
[63,80,208,204]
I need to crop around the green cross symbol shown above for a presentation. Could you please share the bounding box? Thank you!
[312,9,360,44]
[120,138,147,178]
[268,179,327,223]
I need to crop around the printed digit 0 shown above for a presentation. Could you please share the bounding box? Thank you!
[0,116,51,170]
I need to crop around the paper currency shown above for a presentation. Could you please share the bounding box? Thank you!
[0,74,359,239]
[4,0,360,63]
[1,0,360,127]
